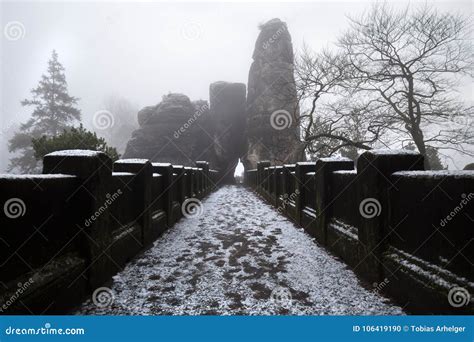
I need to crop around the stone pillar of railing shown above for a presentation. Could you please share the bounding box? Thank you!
[42,150,113,289]
[184,167,194,198]
[173,166,186,204]
[257,161,271,195]
[113,159,153,247]
[356,150,424,282]
[273,166,283,206]
[152,163,174,227]
[196,161,210,195]
[295,162,317,225]
[245,170,251,188]
[266,166,275,205]
[313,158,354,244]
[192,167,200,198]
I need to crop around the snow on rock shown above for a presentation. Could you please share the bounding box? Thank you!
[76,185,404,315]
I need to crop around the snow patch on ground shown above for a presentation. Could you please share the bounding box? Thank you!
[77,185,404,315]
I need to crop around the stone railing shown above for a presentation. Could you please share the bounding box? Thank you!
[0,150,219,314]
[245,150,473,314]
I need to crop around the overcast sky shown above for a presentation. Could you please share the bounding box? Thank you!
[1,0,472,172]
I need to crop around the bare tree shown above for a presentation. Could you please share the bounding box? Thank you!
[294,47,385,159]
[338,3,473,168]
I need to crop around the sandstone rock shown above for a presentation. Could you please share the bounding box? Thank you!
[243,18,303,170]
[209,81,246,183]
[123,93,202,166]
[191,99,216,166]
[137,106,155,127]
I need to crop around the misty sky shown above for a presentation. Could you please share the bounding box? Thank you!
[1,0,472,172]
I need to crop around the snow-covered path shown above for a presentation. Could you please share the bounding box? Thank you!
[77,185,403,315]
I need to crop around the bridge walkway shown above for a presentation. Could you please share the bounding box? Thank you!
[77,185,403,315]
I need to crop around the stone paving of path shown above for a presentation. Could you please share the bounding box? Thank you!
[77,185,404,315]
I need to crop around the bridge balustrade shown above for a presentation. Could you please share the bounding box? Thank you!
[0,150,217,314]
[245,150,473,314]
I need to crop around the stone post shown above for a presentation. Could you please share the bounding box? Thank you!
[173,166,185,204]
[192,167,200,198]
[267,166,276,205]
[184,167,194,199]
[152,163,174,227]
[196,161,209,195]
[313,158,354,244]
[42,150,113,289]
[113,159,153,247]
[273,166,283,206]
[356,150,424,282]
[295,162,317,225]
[257,161,271,195]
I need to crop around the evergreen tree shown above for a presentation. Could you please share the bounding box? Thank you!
[8,50,81,173]
[32,124,120,162]
[404,144,446,170]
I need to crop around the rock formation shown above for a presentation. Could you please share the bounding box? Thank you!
[243,18,303,170]
[124,18,302,177]
[209,81,247,183]
[123,84,247,183]
[124,93,206,166]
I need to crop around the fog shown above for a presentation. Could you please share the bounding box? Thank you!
[1,0,472,172]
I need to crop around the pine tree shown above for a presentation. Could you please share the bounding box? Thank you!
[32,124,120,162]
[8,50,81,173]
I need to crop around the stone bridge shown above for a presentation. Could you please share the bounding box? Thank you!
[0,149,472,315]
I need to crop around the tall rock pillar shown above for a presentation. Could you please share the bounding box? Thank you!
[244,18,303,170]
[209,81,246,184]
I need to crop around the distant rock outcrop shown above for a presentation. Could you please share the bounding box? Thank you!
[123,85,247,183]
[124,93,205,166]
[123,18,303,177]
[243,18,303,170]
[209,81,247,183]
